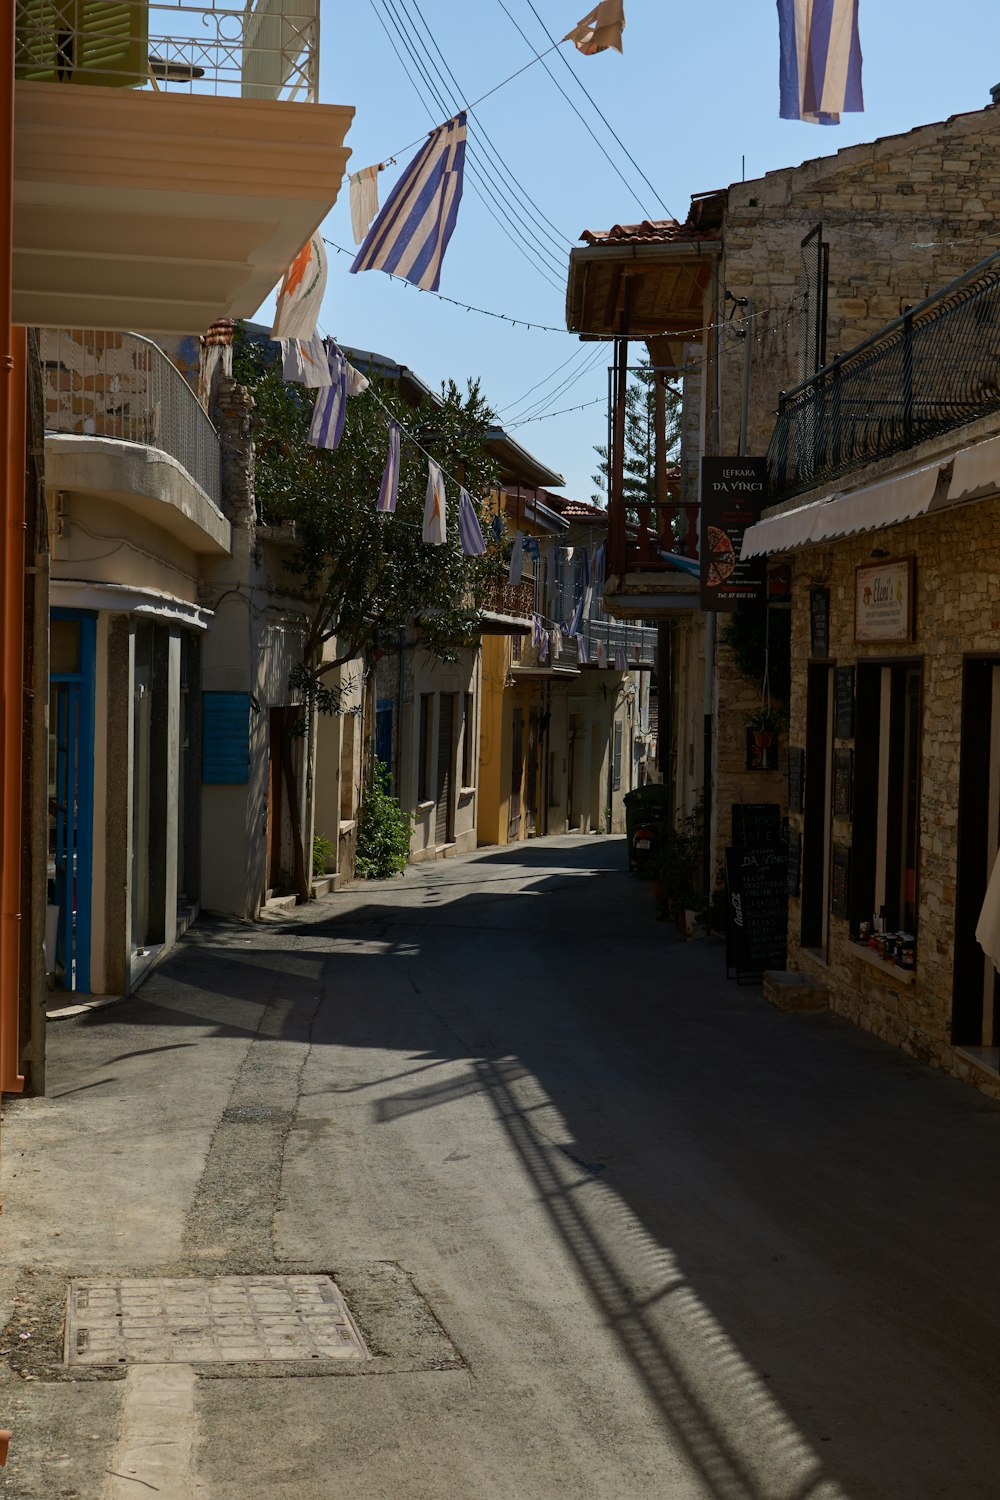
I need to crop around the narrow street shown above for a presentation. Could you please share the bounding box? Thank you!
[2,835,1000,1499]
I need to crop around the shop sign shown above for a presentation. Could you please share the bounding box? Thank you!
[855,558,912,643]
[699,457,767,612]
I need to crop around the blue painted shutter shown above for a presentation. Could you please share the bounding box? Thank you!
[202,692,251,785]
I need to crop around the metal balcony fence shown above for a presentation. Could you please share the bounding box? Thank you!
[767,248,1000,501]
[40,328,222,508]
[15,0,318,101]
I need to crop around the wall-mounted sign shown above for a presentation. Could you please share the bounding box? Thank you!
[699,457,767,612]
[809,586,830,658]
[786,828,802,897]
[855,558,913,643]
[831,843,851,920]
[833,748,853,819]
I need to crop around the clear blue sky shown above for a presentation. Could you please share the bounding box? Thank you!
[289,1,1000,500]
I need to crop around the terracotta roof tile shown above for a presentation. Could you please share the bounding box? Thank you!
[579,218,717,247]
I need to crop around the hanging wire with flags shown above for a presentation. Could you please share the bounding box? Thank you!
[352,115,468,293]
[777,0,863,125]
[423,460,448,545]
[377,423,401,513]
[458,490,487,556]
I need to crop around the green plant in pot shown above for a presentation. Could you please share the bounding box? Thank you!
[652,802,705,928]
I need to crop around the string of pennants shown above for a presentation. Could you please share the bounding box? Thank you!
[269,318,623,666]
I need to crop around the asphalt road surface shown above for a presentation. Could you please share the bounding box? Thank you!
[2,835,1000,1499]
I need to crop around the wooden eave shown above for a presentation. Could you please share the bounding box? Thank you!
[565,240,720,341]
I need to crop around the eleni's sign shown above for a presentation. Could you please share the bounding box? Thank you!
[855,558,913,643]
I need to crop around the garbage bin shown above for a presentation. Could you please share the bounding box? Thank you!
[623,784,672,871]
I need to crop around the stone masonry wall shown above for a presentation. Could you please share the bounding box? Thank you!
[785,495,1000,1101]
[719,102,1000,459]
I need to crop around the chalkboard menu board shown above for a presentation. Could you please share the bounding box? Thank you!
[788,746,805,813]
[833,748,853,818]
[786,829,802,897]
[831,843,851,919]
[725,845,789,981]
[834,666,855,738]
[810,586,830,658]
[732,803,782,846]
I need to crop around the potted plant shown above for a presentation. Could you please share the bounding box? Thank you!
[746,704,785,771]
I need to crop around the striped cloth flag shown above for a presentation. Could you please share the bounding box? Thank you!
[568,596,584,637]
[614,646,628,671]
[531,613,543,648]
[552,627,563,661]
[581,548,590,587]
[539,630,550,662]
[491,513,505,542]
[272,233,328,340]
[508,531,524,584]
[281,334,332,387]
[377,423,401,513]
[424,460,447,545]
[351,115,468,293]
[576,633,589,665]
[778,0,863,125]
[308,345,347,450]
[458,489,486,556]
[593,542,607,588]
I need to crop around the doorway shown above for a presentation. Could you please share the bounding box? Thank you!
[509,708,524,842]
[48,611,96,992]
[954,658,1000,1063]
[801,663,833,952]
[435,693,456,847]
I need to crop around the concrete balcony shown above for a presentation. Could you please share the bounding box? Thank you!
[14,1,352,331]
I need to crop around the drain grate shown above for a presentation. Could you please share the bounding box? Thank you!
[64,1276,369,1367]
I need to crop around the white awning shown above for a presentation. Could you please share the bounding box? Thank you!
[741,461,944,559]
[948,431,1000,502]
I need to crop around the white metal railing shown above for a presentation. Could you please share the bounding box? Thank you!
[15,0,318,102]
[40,328,222,508]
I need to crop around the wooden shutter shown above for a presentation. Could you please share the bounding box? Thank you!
[612,720,623,792]
[435,694,455,846]
[16,0,148,87]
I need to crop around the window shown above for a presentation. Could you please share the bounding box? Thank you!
[613,720,623,792]
[462,691,475,788]
[851,663,922,936]
[418,694,433,802]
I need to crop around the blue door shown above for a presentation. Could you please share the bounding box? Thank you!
[49,611,96,993]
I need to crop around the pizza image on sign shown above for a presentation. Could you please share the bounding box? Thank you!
[706,525,736,586]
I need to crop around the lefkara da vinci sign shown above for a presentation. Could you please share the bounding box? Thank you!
[855,558,913,643]
[699,457,766,612]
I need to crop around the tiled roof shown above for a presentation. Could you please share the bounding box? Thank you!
[561,499,609,521]
[579,219,717,247]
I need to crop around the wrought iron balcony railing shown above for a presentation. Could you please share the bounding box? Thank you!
[40,328,223,508]
[768,248,1000,501]
[15,0,318,101]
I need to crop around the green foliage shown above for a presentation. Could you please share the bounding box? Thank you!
[653,801,704,918]
[722,600,791,704]
[231,330,505,691]
[592,358,681,525]
[312,830,335,878]
[355,760,414,880]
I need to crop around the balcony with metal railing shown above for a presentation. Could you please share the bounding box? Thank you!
[41,328,223,514]
[15,0,318,99]
[767,249,1000,502]
[13,0,353,331]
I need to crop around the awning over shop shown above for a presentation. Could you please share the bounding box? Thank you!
[741,461,944,558]
[947,431,1000,502]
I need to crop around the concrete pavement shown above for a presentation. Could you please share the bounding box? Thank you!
[1,834,999,1498]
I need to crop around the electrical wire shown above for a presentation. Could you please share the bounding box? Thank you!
[505,342,607,424]
[380,0,567,271]
[514,0,676,220]
[497,342,598,412]
[368,0,566,290]
[402,0,572,253]
[506,393,606,428]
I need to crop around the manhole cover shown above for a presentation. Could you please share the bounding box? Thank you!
[64,1276,369,1366]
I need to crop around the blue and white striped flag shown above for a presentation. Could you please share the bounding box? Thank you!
[458,489,486,556]
[531,613,543,648]
[351,115,468,292]
[424,459,447,545]
[778,0,863,125]
[568,596,584,637]
[377,423,401,513]
[576,633,589,665]
[307,345,347,450]
[539,630,550,663]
